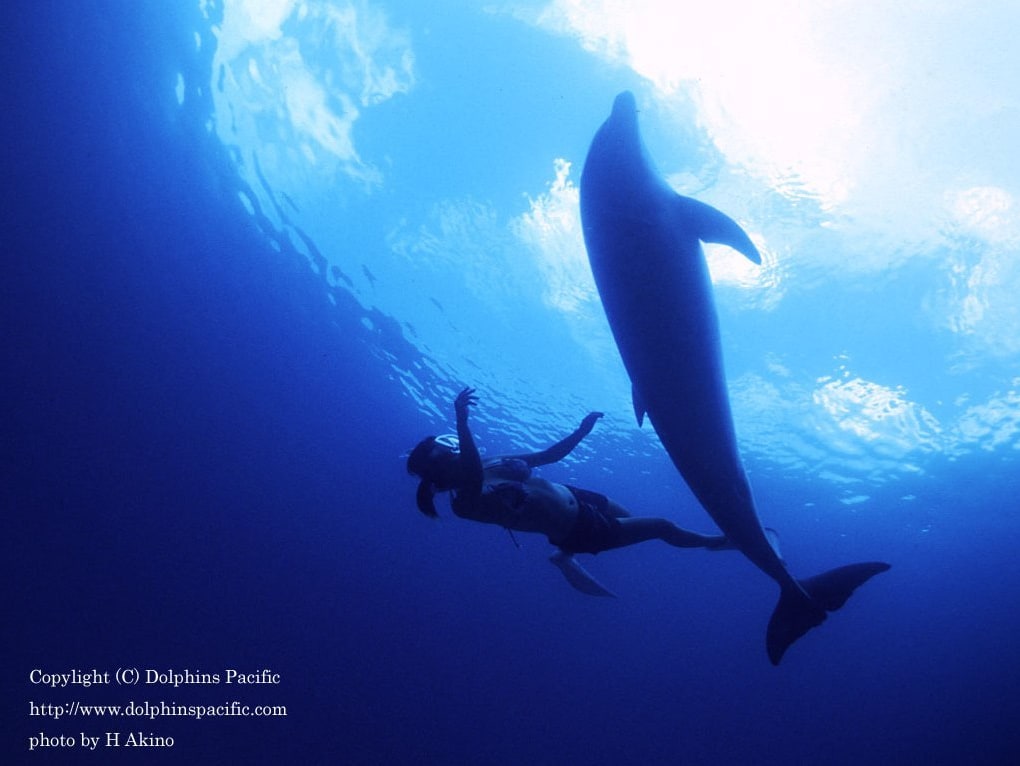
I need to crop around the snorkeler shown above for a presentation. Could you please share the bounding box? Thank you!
[406,387,736,596]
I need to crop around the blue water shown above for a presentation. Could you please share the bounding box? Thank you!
[6,2,1020,764]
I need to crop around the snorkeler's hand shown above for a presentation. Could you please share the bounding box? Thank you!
[454,387,478,422]
[579,411,604,434]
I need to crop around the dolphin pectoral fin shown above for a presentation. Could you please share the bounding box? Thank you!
[766,561,891,665]
[675,195,762,264]
[632,384,647,427]
[549,551,617,598]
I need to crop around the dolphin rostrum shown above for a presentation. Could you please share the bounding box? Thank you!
[580,91,890,664]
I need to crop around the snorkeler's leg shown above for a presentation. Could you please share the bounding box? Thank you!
[615,517,728,550]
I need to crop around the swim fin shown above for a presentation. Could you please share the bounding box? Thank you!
[549,551,616,598]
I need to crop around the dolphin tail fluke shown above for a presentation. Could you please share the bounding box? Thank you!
[766,561,891,665]
[766,587,826,666]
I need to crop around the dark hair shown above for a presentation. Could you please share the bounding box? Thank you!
[407,436,439,518]
[406,436,437,477]
[415,480,438,518]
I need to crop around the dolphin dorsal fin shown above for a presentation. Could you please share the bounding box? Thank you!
[675,195,762,265]
[632,384,647,427]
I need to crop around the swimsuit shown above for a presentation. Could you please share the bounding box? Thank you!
[553,486,623,554]
[482,457,531,482]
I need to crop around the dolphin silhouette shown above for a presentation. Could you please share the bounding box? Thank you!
[580,91,890,664]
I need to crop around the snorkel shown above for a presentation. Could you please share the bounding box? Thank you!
[434,434,460,452]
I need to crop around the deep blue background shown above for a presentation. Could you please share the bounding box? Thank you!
[5,2,1019,764]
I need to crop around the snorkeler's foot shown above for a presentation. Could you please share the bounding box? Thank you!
[705,528,783,557]
[549,552,617,597]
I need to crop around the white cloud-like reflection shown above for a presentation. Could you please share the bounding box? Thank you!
[194,0,1020,487]
[206,0,415,214]
[516,0,1020,347]
[811,375,942,458]
[524,0,1020,236]
[732,362,1020,489]
[511,159,594,313]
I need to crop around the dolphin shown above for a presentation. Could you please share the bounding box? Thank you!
[579,91,890,664]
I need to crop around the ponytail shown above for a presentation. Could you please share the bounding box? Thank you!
[415,479,439,518]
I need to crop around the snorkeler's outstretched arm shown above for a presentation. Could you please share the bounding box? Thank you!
[508,411,604,467]
[454,387,483,493]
